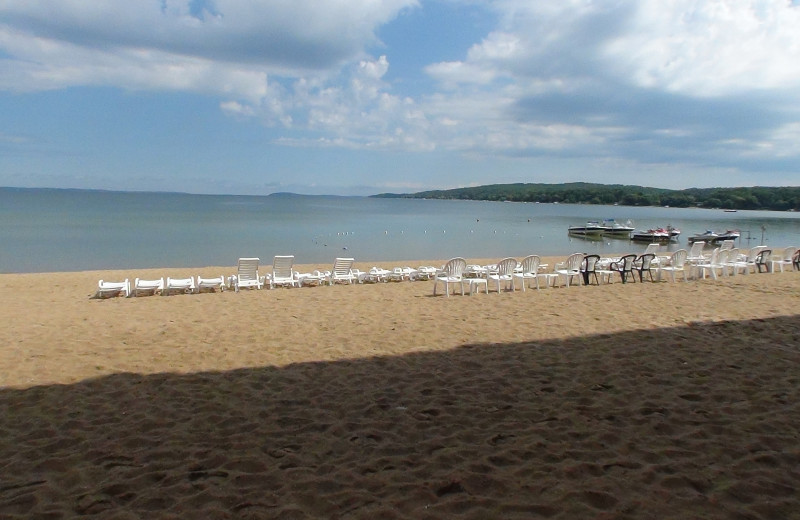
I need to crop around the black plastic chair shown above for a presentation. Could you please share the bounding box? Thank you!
[635,253,657,282]
[755,249,772,273]
[610,254,637,283]
[581,254,601,285]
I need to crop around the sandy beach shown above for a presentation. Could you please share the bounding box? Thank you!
[1,258,799,519]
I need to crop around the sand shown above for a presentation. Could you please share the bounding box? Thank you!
[1,258,799,519]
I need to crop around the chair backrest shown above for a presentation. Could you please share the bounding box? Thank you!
[716,249,730,265]
[755,249,772,264]
[720,240,735,250]
[272,255,295,279]
[618,254,637,270]
[637,253,656,270]
[566,252,584,271]
[332,257,355,277]
[707,248,719,265]
[747,245,767,262]
[237,258,260,282]
[670,249,688,268]
[643,243,660,256]
[782,246,797,261]
[135,278,164,289]
[442,257,467,278]
[688,241,705,258]
[497,257,518,276]
[519,255,540,274]
[582,254,600,272]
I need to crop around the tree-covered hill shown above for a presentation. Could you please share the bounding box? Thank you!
[372,183,800,211]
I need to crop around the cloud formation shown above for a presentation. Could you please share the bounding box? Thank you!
[1,0,799,193]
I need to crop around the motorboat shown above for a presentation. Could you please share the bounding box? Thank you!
[631,226,681,243]
[687,229,740,244]
[567,221,606,237]
[600,219,635,238]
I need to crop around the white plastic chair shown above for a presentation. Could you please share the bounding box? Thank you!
[272,255,299,288]
[741,246,768,274]
[233,258,263,291]
[96,279,130,298]
[165,276,196,295]
[658,249,689,282]
[772,247,797,273]
[433,257,467,297]
[514,255,542,291]
[133,278,164,296]
[196,275,225,293]
[555,253,585,287]
[723,248,747,276]
[488,257,518,293]
[698,248,728,280]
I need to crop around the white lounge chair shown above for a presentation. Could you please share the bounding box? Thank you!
[196,275,226,293]
[233,257,263,291]
[327,258,357,285]
[297,270,328,286]
[365,266,391,283]
[133,278,164,296]
[165,276,195,295]
[416,266,437,280]
[272,255,299,288]
[96,279,130,298]
[433,257,466,297]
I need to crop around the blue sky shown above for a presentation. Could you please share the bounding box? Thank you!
[1,0,799,196]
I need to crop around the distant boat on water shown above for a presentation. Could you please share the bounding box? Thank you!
[567,221,605,237]
[631,226,681,243]
[687,229,741,244]
[600,219,634,238]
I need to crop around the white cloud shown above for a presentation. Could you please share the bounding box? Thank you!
[0,0,417,95]
[2,0,800,185]
[415,0,800,171]
[604,0,800,95]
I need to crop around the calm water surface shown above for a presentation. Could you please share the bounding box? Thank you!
[2,188,799,273]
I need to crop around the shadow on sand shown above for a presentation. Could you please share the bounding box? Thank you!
[2,316,799,519]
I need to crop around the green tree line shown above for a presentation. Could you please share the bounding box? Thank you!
[372,183,800,211]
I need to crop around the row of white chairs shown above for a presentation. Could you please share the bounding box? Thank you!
[95,256,440,298]
[431,245,799,296]
[95,275,226,298]
[228,257,439,291]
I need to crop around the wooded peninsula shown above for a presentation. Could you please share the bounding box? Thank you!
[373,183,800,211]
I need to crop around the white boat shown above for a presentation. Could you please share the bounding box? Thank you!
[600,219,634,238]
[568,221,606,237]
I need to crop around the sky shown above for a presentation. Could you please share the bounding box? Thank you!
[1,0,800,196]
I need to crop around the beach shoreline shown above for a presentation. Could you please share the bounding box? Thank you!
[1,260,799,518]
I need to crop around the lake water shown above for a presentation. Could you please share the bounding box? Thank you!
[2,187,799,273]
